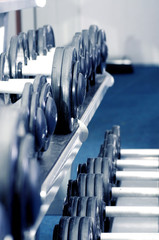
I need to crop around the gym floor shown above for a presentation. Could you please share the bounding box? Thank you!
[38,64,159,239]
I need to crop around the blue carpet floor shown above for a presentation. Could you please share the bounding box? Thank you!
[39,65,159,239]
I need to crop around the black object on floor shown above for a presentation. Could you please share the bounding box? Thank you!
[106,58,134,74]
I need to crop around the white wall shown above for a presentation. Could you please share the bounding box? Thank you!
[36,0,81,45]
[79,0,159,64]
[7,0,159,65]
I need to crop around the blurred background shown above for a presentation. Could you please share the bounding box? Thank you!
[5,0,159,65]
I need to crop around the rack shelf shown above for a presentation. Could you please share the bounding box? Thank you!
[24,71,114,239]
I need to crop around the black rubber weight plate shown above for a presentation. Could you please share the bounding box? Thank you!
[79,217,94,240]
[27,30,37,60]
[68,217,80,240]
[58,216,70,240]
[8,36,18,78]
[78,173,86,197]
[43,24,55,49]
[51,47,64,111]
[60,46,77,133]
[33,75,47,93]
[77,197,87,217]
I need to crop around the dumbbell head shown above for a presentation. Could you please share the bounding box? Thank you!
[36,25,55,56]
[53,216,96,240]
[63,196,105,231]
[43,24,55,50]
[77,159,114,205]
[27,29,37,60]
[54,46,78,133]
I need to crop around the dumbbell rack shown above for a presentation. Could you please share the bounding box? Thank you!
[22,72,114,239]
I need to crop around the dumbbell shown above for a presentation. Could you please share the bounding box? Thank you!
[0,106,41,239]
[63,195,159,233]
[81,25,108,85]
[70,167,159,207]
[99,126,159,171]
[99,125,121,159]
[0,73,57,153]
[8,24,107,87]
[63,196,105,231]
[1,46,85,133]
[53,216,159,240]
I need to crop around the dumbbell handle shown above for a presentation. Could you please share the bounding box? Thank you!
[112,187,159,197]
[116,171,159,181]
[0,78,51,94]
[116,159,159,169]
[105,206,159,217]
[101,233,159,240]
[22,48,55,76]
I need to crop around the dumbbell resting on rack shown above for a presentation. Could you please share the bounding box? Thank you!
[0,75,57,153]
[69,170,159,205]
[53,214,159,240]
[0,46,86,133]
[7,24,107,82]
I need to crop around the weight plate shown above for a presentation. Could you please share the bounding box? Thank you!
[18,32,29,66]
[87,158,95,173]
[0,52,9,81]
[79,217,95,240]
[63,196,77,216]
[71,34,82,58]
[72,33,86,76]
[39,82,51,110]
[39,81,57,135]
[53,224,59,240]
[71,61,78,118]
[81,30,91,76]
[29,92,47,151]
[8,36,18,78]
[60,46,77,133]
[43,25,55,50]
[21,82,33,132]
[27,30,37,60]
[77,163,87,174]
[78,173,86,197]
[77,197,87,217]
[0,53,10,104]
[102,159,112,205]
[51,47,64,112]
[33,75,47,93]
[45,95,57,136]
[68,216,80,240]
[77,72,86,107]
[58,216,70,240]
[89,25,98,45]
[94,157,102,174]
[36,27,47,56]
[36,107,48,152]
[86,197,101,229]
[94,174,103,201]
[86,174,94,197]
